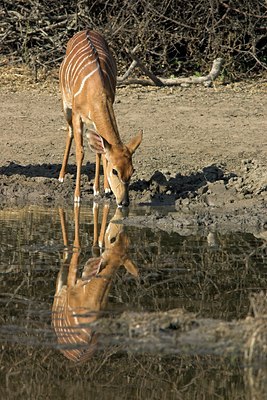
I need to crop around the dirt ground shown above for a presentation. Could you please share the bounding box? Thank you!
[0,68,266,230]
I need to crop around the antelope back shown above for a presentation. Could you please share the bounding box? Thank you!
[60,30,117,107]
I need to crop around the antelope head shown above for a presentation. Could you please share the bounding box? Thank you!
[88,129,143,207]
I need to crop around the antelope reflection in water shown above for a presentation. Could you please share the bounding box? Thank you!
[52,203,138,363]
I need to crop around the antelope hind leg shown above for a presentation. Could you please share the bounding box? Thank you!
[59,106,73,182]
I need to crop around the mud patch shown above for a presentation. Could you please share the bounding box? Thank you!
[1,159,266,234]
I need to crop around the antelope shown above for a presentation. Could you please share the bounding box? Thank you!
[52,204,138,362]
[58,30,143,206]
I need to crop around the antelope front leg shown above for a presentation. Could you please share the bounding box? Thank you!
[102,154,111,195]
[99,203,110,248]
[72,113,84,203]
[59,123,73,183]
[67,204,81,287]
[58,207,69,264]
[94,153,101,196]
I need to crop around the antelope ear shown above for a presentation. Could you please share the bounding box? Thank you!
[124,259,139,277]
[127,129,143,155]
[87,130,111,154]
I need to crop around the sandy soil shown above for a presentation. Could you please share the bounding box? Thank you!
[0,72,266,229]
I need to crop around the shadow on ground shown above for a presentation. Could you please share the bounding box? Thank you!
[0,161,95,180]
[131,165,237,206]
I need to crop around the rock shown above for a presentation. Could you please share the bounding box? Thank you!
[138,192,152,204]
[202,180,236,207]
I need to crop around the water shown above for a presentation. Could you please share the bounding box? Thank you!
[0,204,266,398]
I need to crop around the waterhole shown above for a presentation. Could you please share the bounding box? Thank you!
[1,204,266,398]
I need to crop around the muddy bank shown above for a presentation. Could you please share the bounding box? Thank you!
[0,157,266,233]
[0,80,266,230]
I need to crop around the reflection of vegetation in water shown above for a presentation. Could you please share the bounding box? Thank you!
[1,345,266,399]
[124,226,267,320]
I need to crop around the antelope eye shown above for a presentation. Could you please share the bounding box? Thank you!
[112,169,118,176]
[110,237,116,244]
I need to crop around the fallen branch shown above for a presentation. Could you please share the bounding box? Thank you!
[118,46,164,87]
[92,307,267,360]
[119,45,139,81]
[127,50,164,87]
[119,60,138,81]
[118,57,224,87]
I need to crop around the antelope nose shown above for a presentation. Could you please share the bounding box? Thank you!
[118,199,129,207]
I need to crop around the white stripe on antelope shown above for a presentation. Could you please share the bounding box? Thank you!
[58,30,143,206]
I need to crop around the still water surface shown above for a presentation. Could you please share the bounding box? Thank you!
[0,204,266,399]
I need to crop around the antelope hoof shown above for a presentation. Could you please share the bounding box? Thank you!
[93,201,99,210]
[58,177,64,183]
[93,187,100,196]
[104,188,112,198]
